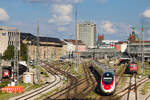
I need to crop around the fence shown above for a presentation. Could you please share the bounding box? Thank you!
[1,86,24,93]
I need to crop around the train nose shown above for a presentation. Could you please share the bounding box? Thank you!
[104,85,111,90]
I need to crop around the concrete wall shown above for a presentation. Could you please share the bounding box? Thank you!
[28,45,64,60]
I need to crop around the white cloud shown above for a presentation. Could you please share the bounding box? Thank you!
[101,20,117,34]
[142,8,150,18]
[27,0,82,3]
[98,21,131,40]
[48,4,73,25]
[0,8,10,22]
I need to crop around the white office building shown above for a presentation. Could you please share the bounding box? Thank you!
[77,22,96,48]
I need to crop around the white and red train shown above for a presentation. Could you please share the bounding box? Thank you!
[101,71,115,94]
[3,69,10,78]
[93,60,115,95]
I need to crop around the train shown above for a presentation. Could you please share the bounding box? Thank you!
[3,69,10,78]
[118,55,131,65]
[101,71,115,94]
[129,62,138,73]
[92,60,116,95]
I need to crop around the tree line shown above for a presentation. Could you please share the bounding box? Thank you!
[1,43,28,61]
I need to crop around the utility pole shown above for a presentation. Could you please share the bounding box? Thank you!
[75,6,78,72]
[35,20,40,84]
[128,38,130,57]
[14,33,17,83]
[27,39,31,72]
[47,37,48,61]
[14,29,20,84]
[141,25,144,74]
[17,30,20,84]
[0,56,2,82]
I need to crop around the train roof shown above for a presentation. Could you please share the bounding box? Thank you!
[120,55,131,59]
[104,69,115,73]
[92,60,114,73]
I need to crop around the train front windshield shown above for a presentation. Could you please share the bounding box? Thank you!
[102,72,113,85]
[130,64,136,68]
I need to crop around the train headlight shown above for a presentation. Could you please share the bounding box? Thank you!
[111,85,113,88]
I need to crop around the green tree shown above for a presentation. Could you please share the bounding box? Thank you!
[20,43,28,61]
[3,45,14,60]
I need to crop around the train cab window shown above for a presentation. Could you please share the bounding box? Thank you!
[5,70,8,75]
[102,72,113,85]
[131,64,136,67]
[130,63,137,67]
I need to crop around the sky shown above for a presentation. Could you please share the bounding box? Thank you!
[0,0,150,40]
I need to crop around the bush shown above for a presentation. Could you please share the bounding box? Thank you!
[0,81,9,88]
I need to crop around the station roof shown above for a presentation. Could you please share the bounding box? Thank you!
[39,37,62,43]
[20,32,35,40]
[20,32,62,43]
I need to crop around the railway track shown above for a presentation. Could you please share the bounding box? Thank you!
[11,64,63,100]
[72,62,96,99]
[113,76,149,98]
[126,74,137,100]
[44,78,87,99]
[43,62,78,99]
[115,64,127,88]
[10,61,97,100]
[93,59,147,100]
[145,92,150,100]
[14,61,76,100]
[43,61,96,99]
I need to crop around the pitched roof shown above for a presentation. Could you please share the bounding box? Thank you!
[39,37,62,43]
[20,32,62,43]
[20,32,35,40]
